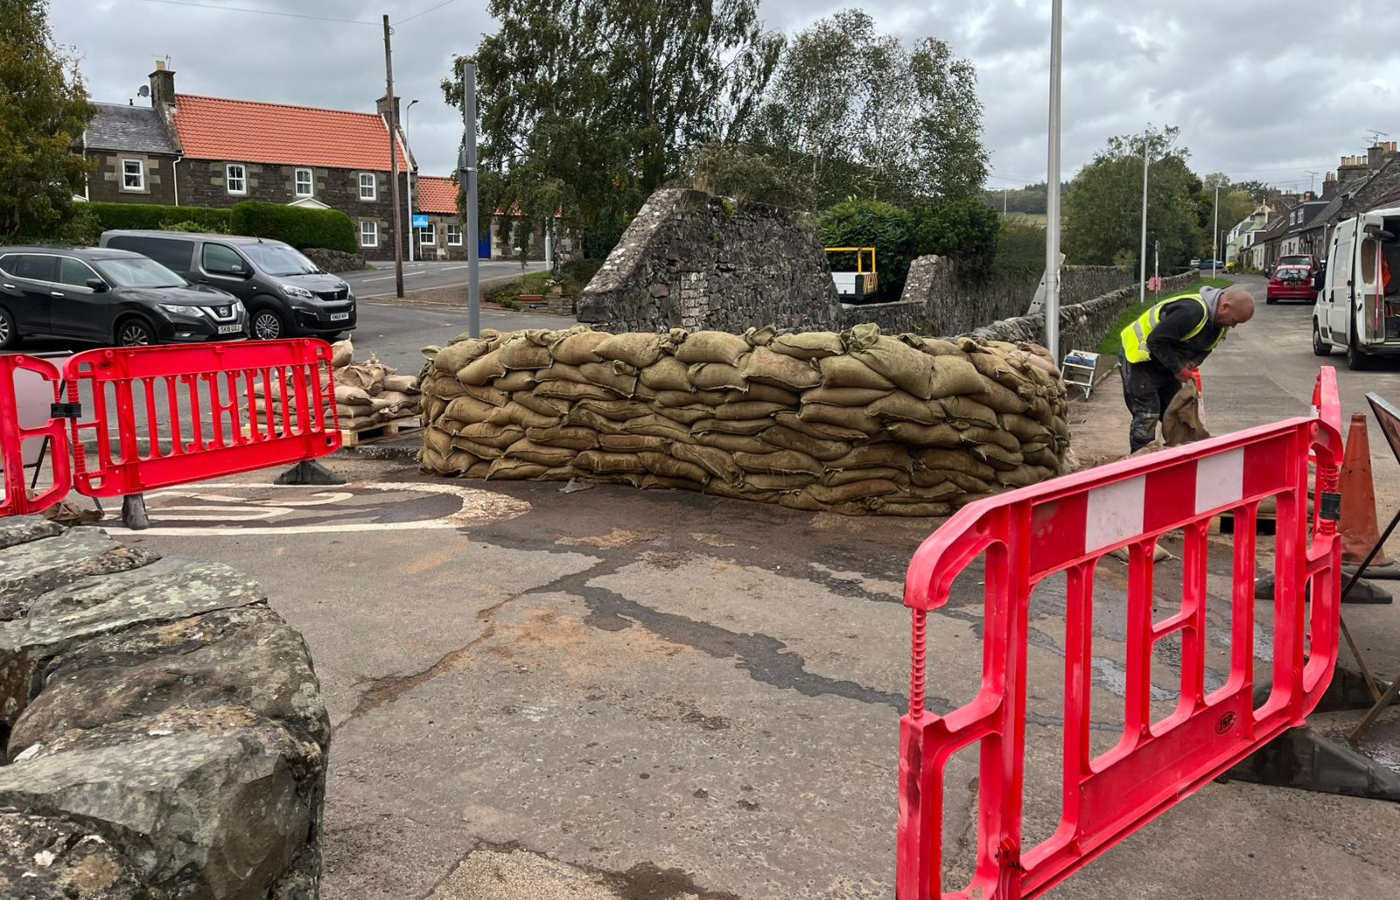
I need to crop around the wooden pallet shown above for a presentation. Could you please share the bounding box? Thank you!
[340,416,422,447]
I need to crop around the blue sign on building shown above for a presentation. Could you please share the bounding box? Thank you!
[411,214,430,228]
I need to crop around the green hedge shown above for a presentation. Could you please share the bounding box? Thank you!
[229,202,357,254]
[87,202,231,233]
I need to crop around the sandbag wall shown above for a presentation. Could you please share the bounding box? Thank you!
[418,324,1069,517]
[253,339,423,430]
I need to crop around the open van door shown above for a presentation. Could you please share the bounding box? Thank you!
[1326,221,1355,340]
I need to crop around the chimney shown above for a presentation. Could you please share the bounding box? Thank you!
[149,59,176,111]
[1338,154,1369,186]
[1370,144,1385,171]
[376,94,400,128]
[1323,171,1338,200]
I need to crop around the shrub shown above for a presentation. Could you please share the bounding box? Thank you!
[228,202,357,253]
[162,219,228,234]
[910,199,1001,282]
[584,215,628,260]
[560,257,604,287]
[992,218,1046,277]
[819,199,915,300]
[86,202,231,234]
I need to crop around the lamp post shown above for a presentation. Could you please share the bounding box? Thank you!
[1044,0,1064,363]
[1138,136,1150,308]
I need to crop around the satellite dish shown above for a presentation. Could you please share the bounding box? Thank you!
[137,85,150,98]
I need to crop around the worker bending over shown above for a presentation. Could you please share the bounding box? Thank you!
[1118,286,1255,452]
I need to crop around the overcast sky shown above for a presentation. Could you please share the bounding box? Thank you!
[51,0,1399,197]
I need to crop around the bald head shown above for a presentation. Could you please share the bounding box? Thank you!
[1215,290,1255,328]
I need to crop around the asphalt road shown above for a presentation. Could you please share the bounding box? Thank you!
[100,273,1400,900]
[342,259,547,298]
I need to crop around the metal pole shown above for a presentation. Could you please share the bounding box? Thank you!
[1003,189,1008,215]
[462,62,481,339]
[383,15,404,298]
[1154,240,1160,300]
[1044,0,1063,363]
[406,99,419,265]
[1212,184,1220,279]
[1139,136,1150,308]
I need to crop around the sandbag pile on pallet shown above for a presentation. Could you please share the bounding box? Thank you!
[329,340,423,430]
[417,324,1069,516]
[252,339,423,430]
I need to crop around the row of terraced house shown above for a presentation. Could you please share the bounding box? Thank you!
[83,61,571,264]
[1226,141,1400,272]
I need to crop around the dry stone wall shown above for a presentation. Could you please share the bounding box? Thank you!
[0,517,329,900]
[417,324,1070,516]
[577,189,841,334]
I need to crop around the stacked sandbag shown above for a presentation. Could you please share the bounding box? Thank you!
[254,338,423,431]
[417,324,1070,517]
[330,340,422,430]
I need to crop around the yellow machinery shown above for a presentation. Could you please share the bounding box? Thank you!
[825,247,878,302]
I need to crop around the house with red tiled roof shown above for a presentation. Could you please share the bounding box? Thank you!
[412,175,471,260]
[85,61,415,262]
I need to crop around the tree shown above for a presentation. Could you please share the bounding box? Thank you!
[0,0,94,239]
[445,0,782,260]
[748,9,987,208]
[1062,126,1202,270]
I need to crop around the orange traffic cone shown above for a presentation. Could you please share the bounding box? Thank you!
[1340,413,1392,567]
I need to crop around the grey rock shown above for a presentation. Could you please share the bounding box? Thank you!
[0,516,63,552]
[0,557,263,735]
[0,527,160,621]
[11,606,329,759]
[0,811,149,900]
[0,724,311,900]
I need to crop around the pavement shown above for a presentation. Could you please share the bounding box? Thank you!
[353,298,575,376]
[342,259,547,298]
[70,274,1399,899]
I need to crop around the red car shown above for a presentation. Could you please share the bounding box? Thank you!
[1266,264,1316,303]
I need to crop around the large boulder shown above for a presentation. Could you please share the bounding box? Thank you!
[0,521,329,899]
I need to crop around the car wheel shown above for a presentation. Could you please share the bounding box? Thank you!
[1266,294,1277,305]
[250,309,286,340]
[116,318,155,347]
[1347,319,1370,371]
[1312,319,1332,357]
[0,307,17,350]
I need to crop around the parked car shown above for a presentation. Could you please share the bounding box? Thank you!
[0,246,247,350]
[1277,253,1319,275]
[1312,206,1400,369]
[98,231,356,340]
[1266,265,1316,304]
[1196,259,1224,270]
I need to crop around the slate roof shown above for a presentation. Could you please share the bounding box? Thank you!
[86,103,179,155]
[170,94,409,171]
[416,176,459,215]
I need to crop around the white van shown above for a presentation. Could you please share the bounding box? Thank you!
[1313,205,1400,369]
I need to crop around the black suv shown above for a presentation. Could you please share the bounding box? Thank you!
[99,231,356,340]
[0,246,248,350]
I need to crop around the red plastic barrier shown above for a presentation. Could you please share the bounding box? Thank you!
[0,355,71,517]
[897,367,1343,900]
[62,339,340,498]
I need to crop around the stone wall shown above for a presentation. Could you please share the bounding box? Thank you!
[0,517,329,900]
[303,246,370,273]
[840,260,1135,337]
[176,159,411,262]
[965,270,1198,352]
[578,189,841,333]
[85,151,179,206]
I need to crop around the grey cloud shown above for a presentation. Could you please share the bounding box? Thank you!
[51,0,1398,191]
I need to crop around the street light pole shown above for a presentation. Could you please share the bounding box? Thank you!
[1211,184,1220,279]
[405,99,419,265]
[460,62,481,339]
[1138,134,1150,309]
[1044,0,1063,363]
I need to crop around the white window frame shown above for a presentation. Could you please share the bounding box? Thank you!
[121,158,145,192]
[446,223,463,247]
[294,167,314,198]
[417,224,435,246]
[360,220,379,248]
[359,173,377,201]
[226,163,247,196]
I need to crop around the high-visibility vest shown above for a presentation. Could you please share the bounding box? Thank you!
[1120,293,1225,364]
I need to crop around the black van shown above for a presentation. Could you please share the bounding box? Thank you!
[0,246,247,349]
[98,231,357,341]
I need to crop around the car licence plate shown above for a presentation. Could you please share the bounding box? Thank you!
[217,324,243,335]
[329,312,350,322]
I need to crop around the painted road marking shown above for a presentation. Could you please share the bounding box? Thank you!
[107,481,529,535]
